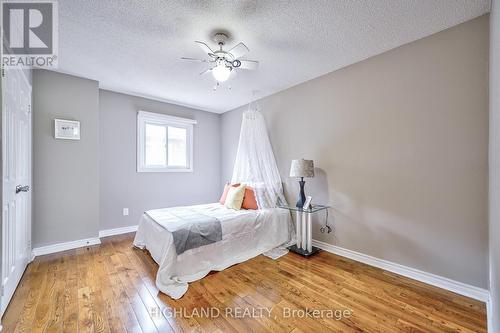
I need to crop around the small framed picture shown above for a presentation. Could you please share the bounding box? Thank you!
[303,196,312,210]
[54,119,80,140]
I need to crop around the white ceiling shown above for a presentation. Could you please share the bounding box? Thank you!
[57,0,490,113]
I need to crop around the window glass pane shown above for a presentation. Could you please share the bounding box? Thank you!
[168,126,187,167]
[145,123,166,166]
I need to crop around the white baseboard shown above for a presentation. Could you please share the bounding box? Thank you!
[32,237,101,258]
[99,225,138,238]
[312,239,490,302]
[30,226,138,259]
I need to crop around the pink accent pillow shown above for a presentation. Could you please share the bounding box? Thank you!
[242,187,258,210]
[219,183,240,204]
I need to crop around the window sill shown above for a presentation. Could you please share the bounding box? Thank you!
[137,167,193,173]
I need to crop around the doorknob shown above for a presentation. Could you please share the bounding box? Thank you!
[15,185,30,194]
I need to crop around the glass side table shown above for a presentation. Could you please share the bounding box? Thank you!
[278,204,329,256]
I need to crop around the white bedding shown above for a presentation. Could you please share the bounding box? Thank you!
[133,203,291,299]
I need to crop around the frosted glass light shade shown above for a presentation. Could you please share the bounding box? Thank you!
[212,63,231,82]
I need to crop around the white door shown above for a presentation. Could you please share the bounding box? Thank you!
[1,67,32,315]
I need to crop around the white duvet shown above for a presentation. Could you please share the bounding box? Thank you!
[133,203,291,299]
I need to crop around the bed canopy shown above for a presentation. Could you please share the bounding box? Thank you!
[231,102,287,209]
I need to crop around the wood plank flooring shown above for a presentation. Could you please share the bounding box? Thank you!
[1,233,487,332]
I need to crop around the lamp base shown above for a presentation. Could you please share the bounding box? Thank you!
[296,179,306,208]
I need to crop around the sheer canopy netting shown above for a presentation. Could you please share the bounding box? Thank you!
[231,108,286,209]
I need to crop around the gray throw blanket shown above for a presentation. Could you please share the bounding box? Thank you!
[171,221,222,255]
[146,208,222,255]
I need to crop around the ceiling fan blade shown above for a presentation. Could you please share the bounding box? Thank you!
[195,41,215,56]
[228,42,249,59]
[199,67,213,75]
[181,57,209,62]
[238,60,259,70]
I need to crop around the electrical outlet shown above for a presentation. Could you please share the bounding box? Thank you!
[123,208,129,216]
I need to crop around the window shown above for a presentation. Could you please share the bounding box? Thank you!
[137,111,195,172]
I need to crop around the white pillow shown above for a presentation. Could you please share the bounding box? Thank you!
[224,185,246,210]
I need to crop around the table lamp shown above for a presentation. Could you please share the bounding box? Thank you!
[290,159,314,207]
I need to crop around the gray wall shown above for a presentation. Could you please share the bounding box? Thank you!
[32,73,221,245]
[490,0,500,330]
[33,70,100,247]
[99,90,221,230]
[221,16,489,288]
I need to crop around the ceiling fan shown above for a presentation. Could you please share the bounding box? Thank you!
[181,32,259,83]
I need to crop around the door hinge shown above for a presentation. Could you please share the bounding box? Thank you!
[1,68,5,78]
[1,286,4,296]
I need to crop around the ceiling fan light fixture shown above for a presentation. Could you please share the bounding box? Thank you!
[183,33,259,86]
[212,61,231,82]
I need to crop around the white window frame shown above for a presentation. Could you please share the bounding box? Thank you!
[137,111,196,172]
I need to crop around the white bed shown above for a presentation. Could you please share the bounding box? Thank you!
[133,203,291,299]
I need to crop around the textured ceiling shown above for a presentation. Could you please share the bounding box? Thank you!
[57,0,490,113]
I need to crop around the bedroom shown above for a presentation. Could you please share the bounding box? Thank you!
[0,0,499,332]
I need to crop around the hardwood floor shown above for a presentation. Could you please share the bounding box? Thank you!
[2,233,487,332]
